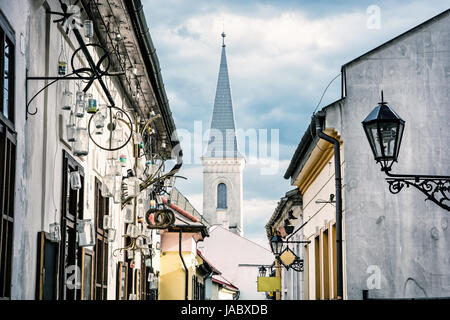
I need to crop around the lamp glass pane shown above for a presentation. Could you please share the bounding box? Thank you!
[366,123,382,158]
[379,122,398,158]
[395,122,405,159]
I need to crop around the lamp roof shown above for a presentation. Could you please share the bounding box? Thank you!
[363,103,404,124]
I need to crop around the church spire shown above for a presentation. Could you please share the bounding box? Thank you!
[205,33,241,158]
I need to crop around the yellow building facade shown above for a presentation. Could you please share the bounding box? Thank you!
[284,123,347,300]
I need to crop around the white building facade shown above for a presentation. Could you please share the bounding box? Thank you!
[0,0,179,300]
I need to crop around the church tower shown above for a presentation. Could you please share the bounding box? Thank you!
[202,33,245,235]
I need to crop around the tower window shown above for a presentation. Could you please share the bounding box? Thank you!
[217,183,227,209]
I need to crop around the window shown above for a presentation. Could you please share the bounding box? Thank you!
[217,183,227,209]
[314,235,320,300]
[0,14,15,299]
[0,15,14,124]
[116,262,128,300]
[192,275,204,300]
[59,151,84,300]
[321,229,330,299]
[94,178,109,300]
[331,224,337,299]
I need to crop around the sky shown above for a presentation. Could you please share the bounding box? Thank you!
[142,0,450,248]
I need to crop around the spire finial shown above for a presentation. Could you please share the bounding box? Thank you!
[221,31,226,47]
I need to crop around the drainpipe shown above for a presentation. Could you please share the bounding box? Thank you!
[314,112,343,300]
[179,229,189,300]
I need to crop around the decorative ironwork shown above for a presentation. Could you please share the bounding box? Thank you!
[87,105,133,151]
[145,207,175,229]
[27,3,125,116]
[290,257,304,272]
[385,172,450,211]
[113,234,150,258]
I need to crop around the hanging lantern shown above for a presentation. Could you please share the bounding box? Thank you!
[126,224,138,238]
[77,219,95,247]
[84,20,94,38]
[119,154,127,167]
[85,93,98,114]
[58,43,67,76]
[137,203,144,223]
[73,121,89,156]
[136,158,145,178]
[66,111,77,142]
[150,199,156,209]
[136,236,144,248]
[70,171,82,190]
[124,205,134,224]
[112,176,122,204]
[107,228,116,242]
[75,91,85,118]
[61,88,72,111]
[101,176,114,197]
[164,176,175,188]
[108,123,124,150]
[58,60,67,76]
[103,215,112,230]
[49,222,61,242]
[144,228,152,239]
[142,247,150,256]
[94,105,106,130]
[123,169,140,198]
[105,158,121,177]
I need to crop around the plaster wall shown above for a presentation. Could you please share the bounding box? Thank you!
[202,157,245,235]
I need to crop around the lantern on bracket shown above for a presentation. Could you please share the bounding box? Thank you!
[77,219,95,247]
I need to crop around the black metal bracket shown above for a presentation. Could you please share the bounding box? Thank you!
[26,3,124,117]
[384,171,450,211]
[282,240,311,244]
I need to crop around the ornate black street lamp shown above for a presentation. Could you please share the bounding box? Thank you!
[269,235,284,256]
[258,266,267,277]
[362,91,450,211]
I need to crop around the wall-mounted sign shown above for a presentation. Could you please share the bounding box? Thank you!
[257,276,281,292]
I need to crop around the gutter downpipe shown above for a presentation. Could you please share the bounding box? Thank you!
[179,229,189,300]
[314,112,343,300]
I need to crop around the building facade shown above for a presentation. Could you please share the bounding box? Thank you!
[198,225,274,300]
[0,0,182,300]
[202,33,245,236]
[265,189,306,300]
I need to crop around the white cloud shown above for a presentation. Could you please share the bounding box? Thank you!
[243,197,278,228]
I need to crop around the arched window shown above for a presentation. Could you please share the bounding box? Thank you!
[217,183,227,209]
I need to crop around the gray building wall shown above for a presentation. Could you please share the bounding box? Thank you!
[325,11,450,299]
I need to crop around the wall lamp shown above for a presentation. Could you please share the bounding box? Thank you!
[362,91,450,211]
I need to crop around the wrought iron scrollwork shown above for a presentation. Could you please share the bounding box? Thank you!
[385,173,450,211]
[290,257,304,272]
